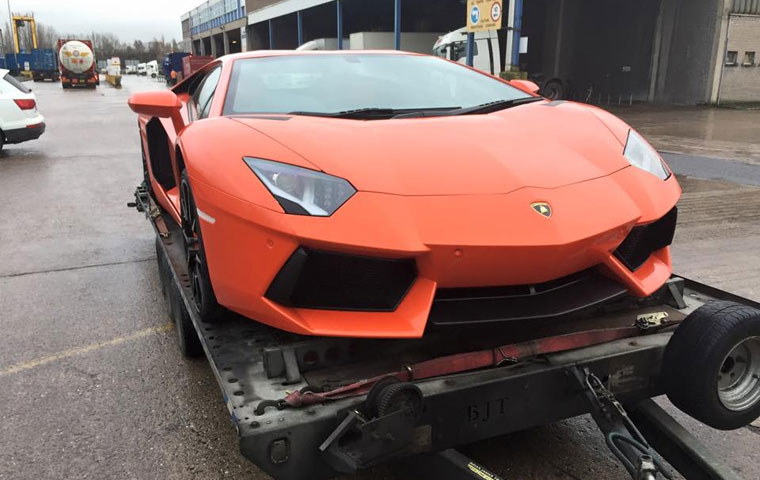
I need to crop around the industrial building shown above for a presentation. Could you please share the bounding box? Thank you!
[181,0,760,105]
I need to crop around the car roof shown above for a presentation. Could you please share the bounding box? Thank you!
[217,49,420,64]
[0,68,8,76]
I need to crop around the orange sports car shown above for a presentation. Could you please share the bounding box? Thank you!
[128,50,680,338]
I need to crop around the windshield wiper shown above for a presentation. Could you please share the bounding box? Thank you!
[288,108,399,119]
[449,96,544,115]
[289,106,460,120]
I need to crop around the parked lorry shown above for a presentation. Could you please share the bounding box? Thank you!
[137,63,146,75]
[163,52,190,85]
[434,26,569,100]
[145,60,159,79]
[57,39,98,89]
[351,31,442,53]
[181,55,213,78]
[296,32,441,53]
[433,28,505,76]
[124,59,139,74]
[296,38,350,51]
[31,48,59,82]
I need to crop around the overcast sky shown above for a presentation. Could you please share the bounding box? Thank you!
[7,0,202,43]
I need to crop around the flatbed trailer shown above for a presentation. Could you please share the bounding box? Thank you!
[131,185,760,480]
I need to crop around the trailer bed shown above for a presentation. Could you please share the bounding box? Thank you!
[133,186,757,480]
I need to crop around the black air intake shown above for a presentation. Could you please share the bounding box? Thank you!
[615,207,677,271]
[429,270,628,325]
[266,247,416,311]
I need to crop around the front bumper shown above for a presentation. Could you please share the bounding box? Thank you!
[192,166,681,338]
[5,122,46,144]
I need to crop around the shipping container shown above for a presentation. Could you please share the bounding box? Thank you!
[4,53,33,74]
[31,48,59,82]
[182,55,214,78]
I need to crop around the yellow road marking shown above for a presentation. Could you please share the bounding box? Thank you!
[0,323,174,377]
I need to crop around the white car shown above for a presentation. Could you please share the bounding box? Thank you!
[0,69,45,150]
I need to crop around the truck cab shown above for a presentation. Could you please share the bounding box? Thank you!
[145,61,158,78]
[137,63,146,76]
[433,27,503,76]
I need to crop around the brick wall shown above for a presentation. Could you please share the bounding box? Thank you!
[720,14,760,102]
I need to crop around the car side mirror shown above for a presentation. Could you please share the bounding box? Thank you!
[509,79,541,95]
[128,90,185,132]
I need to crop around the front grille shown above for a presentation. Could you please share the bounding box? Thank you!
[615,207,677,271]
[429,270,628,325]
[266,247,417,311]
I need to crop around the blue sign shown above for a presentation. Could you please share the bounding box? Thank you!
[470,5,480,24]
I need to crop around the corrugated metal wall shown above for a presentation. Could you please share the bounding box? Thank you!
[733,0,760,14]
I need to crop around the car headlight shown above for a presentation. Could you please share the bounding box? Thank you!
[623,130,670,180]
[244,157,356,216]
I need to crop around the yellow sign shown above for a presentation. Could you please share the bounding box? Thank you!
[466,0,503,32]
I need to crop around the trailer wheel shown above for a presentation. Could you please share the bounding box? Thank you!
[169,276,204,358]
[662,301,760,430]
[179,169,224,322]
[541,80,564,100]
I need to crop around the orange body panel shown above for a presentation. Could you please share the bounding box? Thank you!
[131,50,681,338]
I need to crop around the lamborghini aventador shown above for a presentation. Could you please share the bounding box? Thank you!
[128,50,680,338]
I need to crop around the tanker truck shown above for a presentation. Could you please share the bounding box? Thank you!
[57,39,99,89]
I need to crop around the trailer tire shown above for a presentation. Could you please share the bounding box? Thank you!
[180,169,224,322]
[169,276,204,358]
[662,301,760,430]
[541,80,564,100]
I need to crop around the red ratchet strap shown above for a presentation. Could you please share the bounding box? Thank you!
[280,322,677,409]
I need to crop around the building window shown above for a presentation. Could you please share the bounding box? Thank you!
[725,51,738,66]
[742,51,756,66]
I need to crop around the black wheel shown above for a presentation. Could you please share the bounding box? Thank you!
[179,169,224,322]
[663,301,760,430]
[0,132,4,152]
[541,80,564,100]
[169,275,204,357]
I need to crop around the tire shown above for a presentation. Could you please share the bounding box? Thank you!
[541,80,564,100]
[169,272,204,358]
[0,132,4,152]
[179,169,224,322]
[157,235,203,357]
[662,301,760,430]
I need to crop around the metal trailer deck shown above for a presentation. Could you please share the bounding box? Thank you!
[132,185,758,480]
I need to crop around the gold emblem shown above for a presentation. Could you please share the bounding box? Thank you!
[531,202,552,218]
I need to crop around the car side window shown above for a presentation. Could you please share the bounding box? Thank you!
[193,67,222,120]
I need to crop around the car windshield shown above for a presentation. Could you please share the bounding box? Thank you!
[223,54,532,117]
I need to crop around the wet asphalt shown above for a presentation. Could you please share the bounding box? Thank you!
[0,76,758,480]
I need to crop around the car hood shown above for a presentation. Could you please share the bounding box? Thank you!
[231,101,631,196]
